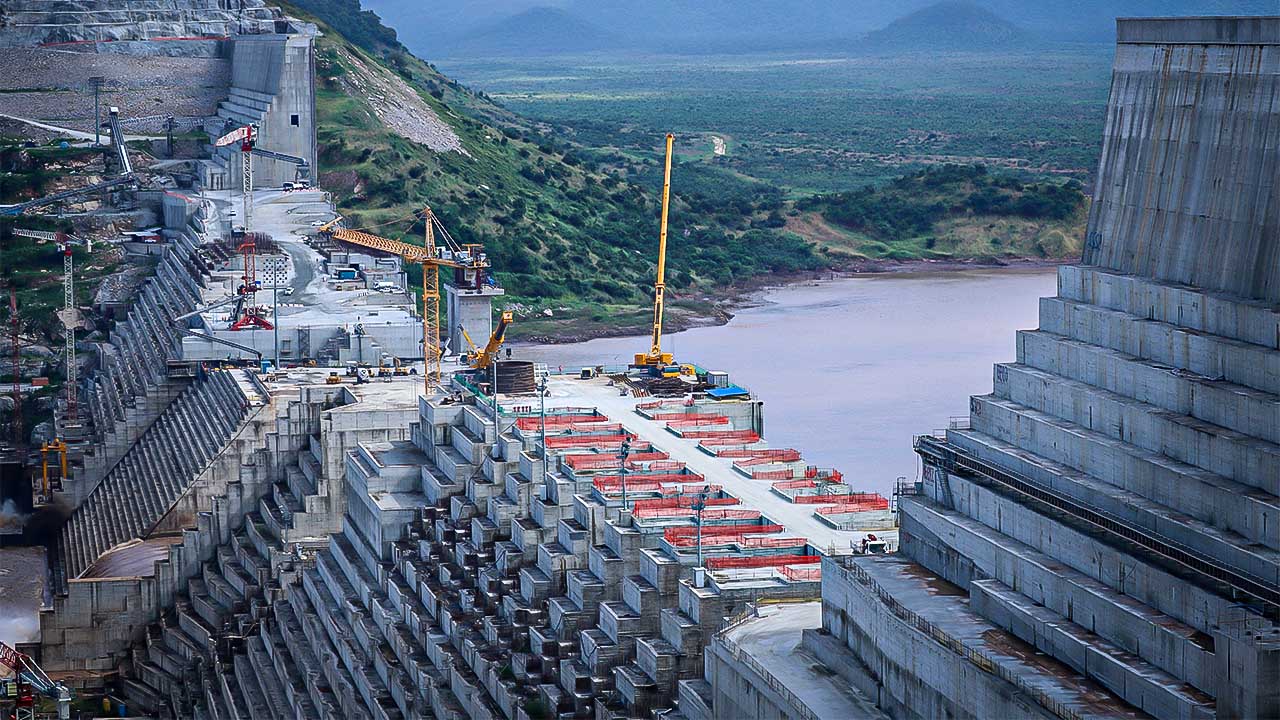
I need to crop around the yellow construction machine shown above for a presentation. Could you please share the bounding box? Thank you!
[461,311,514,371]
[40,438,68,497]
[635,134,676,367]
[317,207,490,391]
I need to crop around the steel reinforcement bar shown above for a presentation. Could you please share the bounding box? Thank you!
[914,435,1280,612]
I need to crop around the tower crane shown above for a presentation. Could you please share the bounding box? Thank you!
[215,124,313,233]
[215,124,257,234]
[12,229,90,497]
[635,133,676,368]
[318,207,491,390]
[11,229,91,425]
[1,641,73,720]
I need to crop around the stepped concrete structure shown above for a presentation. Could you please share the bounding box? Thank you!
[0,1,280,48]
[701,16,1279,720]
[111,370,896,719]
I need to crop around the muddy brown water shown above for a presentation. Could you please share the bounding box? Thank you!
[514,268,1057,497]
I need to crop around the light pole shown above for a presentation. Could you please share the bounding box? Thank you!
[692,484,710,568]
[617,437,631,512]
[88,77,104,146]
[271,261,279,370]
[538,374,548,488]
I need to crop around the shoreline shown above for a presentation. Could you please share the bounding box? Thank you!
[516,256,1068,345]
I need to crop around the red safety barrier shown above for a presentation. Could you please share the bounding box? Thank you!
[664,521,776,542]
[653,411,726,421]
[665,416,731,429]
[706,554,821,570]
[738,536,808,549]
[724,449,803,464]
[772,479,817,490]
[792,492,887,507]
[803,467,844,484]
[751,469,798,480]
[516,414,608,431]
[545,433,633,449]
[631,496,739,511]
[660,484,723,496]
[633,502,741,519]
[677,429,760,441]
[563,451,669,470]
[815,500,891,515]
[781,565,823,582]
[593,473,705,490]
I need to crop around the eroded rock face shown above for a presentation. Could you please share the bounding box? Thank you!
[334,45,466,155]
[0,1,280,48]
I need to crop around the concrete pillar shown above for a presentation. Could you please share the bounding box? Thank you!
[1214,621,1280,720]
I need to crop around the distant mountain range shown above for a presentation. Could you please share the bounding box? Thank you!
[863,2,1030,51]
[362,0,1279,57]
[448,7,624,56]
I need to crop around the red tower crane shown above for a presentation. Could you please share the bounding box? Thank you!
[229,238,273,331]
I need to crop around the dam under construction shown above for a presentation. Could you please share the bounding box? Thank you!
[0,6,1276,720]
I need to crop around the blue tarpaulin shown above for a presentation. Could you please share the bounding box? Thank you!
[705,385,750,399]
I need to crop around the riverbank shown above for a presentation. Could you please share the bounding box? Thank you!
[513,267,1059,494]
[510,256,1069,344]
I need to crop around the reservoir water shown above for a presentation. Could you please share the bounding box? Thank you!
[516,268,1058,497]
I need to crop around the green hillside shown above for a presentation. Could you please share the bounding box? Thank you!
[286,0,823,338]
[795,164,1086,261]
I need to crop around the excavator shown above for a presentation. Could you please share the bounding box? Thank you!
[460,311,514,371]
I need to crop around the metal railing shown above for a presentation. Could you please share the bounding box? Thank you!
[914,435,1280,613]
[833,559,1083,720]
[715,632,820,720]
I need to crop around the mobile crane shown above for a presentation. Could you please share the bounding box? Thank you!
[318,207,491,390]
[635,133,677,368]
[460,310,514,371]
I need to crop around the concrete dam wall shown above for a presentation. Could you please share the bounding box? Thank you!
[1084,16,1280,303]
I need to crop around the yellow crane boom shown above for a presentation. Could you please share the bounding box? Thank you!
[322,207,481,390]
[636,133,676,367]
[467,310,513,371]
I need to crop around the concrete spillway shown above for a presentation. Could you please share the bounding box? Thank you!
[780,16,1280,720]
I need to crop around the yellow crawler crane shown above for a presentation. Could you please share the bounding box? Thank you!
[636,133,676,367]
[319,208,489,391]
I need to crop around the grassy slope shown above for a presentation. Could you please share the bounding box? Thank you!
[795,164,1086,262]
[285,0,824,339]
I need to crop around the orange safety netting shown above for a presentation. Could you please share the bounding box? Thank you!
[663,520,775,542]
[803,467,844,483]
[715,448,796,459]
[562,451,669,470]
[781,565,823,582]
[631,496,739,511]
[633,502,742,519]
[593,473,705,490]
[665,416,731,428]
[751,469,798,480]
[678,429,761,441]
[515,414,608,431]
[706,554,821,570]
[738,536,808,549]
[792,492,887,507]
[670,525,778,540]
[544,433,634,449]
[637,398,696,410]
[660,484,723,496]
[772,479,817,490]
[815,500,891,515]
